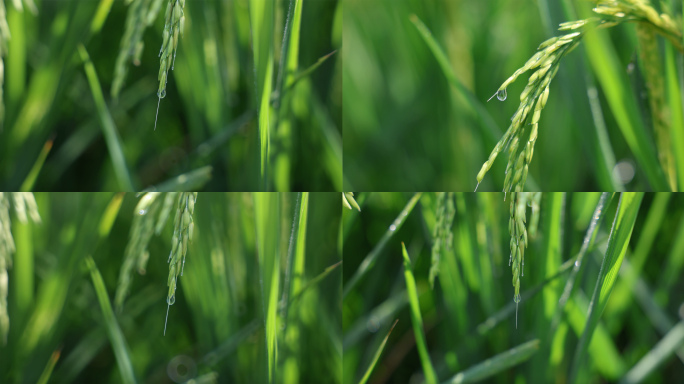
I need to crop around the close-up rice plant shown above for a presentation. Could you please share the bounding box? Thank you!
[343,192,684,383]
[0,192,342,383]
[343,0,684,191]
[0,0,341,191]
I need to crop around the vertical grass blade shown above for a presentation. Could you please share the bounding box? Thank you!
[77,44,134,191]
[358,319,398,384]
[570,192,644,383]
[620,321,684,384]
[85,255,137,384]
[273,0,303,190]
[254,192,281,383]
[249,0,275,189]
[281,192,307,383]
[20,138,53,191]
[36,349,61,384]
[400,242,438,384]
[664,37,684,190]
[343,193,422,298]
[444,339,540,384]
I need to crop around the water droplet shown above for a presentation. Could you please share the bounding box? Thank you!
[497,89,507,101]
[157,89,167,99]
[138,209,147,215]
[575,260,580,267]
[389,224,396,232]
[167,295,176,305]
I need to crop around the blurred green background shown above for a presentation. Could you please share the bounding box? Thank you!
[343,192,684,383]
[343,0,683,191]
[0,0,342,191]
[0,192,341,383]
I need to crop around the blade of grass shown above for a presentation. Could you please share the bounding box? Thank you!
[564,294,626,379]
[288,261,341,307]
[358,319,398,384]
[549,192,613,336]
[249,0,275,189]
[476,257,575,335]
[77,43,134,191]
[19,138,53,191]
[281,192,308,316]
[142,166,212,192]
[89,0,115,35]
[272,0,302,190]
[85,255,137,384]
[454,194,478,293]
[443,339,540,384]
[661,213,684,289]
[409,15,540,190]
[281,192,308,383]
[201,319,261,367]
[665,44,684,191]
[274,0,303,108]
[344,290,409,349]
[541,193,564,321]
[401,242,438,384]
[620,321,684,384]
[279,50,337,99]
[609,193,669,314]
[36,349,61,384]
[254,192,281,383]
[343,193,422,298]
[569,192,644,383]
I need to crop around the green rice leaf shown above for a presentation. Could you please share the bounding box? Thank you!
[443,339,540,384]
[249,0,275,189]
[401,242,438,384]
[85,255,137,384]
[343,193,422,298]
[570,192,644,383]
[621,321,684,384]
[254,192,281,383]
[358,319,398,384]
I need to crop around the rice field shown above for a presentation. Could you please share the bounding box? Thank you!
[343,192,684,383]
[343,0,684,191]
[0,0,341,191]
[0,192,341,383]
[2,0,684,383]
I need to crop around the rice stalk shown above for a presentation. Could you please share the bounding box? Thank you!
[476,0,683,191]
[112,0,165,99]
[0,192,40,345]
[155,0,185,130]
[115,192,175,311]
[507,192,541,328]
[164,192,197,335]
[635,23,673,188]
[429,192,454,289]
[342,192,360,212]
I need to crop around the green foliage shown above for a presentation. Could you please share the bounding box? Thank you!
[0,193,341,383]
[0,0,341,191]
[343,193,684,383]
[345,0,684,191]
